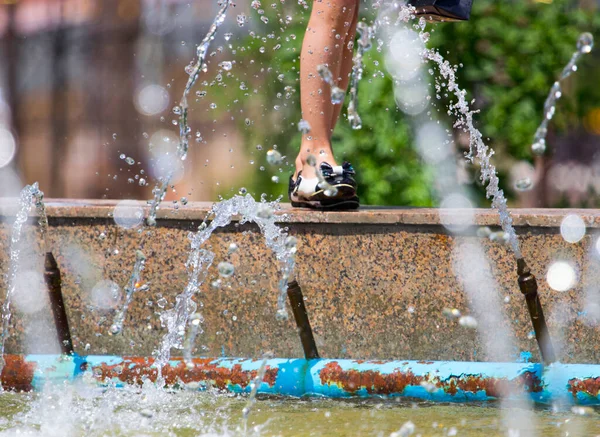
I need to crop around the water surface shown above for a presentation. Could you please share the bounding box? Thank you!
[0,388,598,436]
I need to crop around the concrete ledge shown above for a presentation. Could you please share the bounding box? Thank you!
[1,199,600,365]
[1,198,600,227]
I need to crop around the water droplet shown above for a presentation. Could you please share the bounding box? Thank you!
[348,113,362,130]
[458,315,478,328]
[219,61,233,71]
[271,176,279,183]
[112,133,118,140]
[238,187,248,195]
[172,106,182,115]
[306,154,317,167]
[330,87,345,104]
[125,157,135,166]
[298,119,311,134]
[317,64,333,84]
[228,242,238,253]
[260,16,269,24]
[285,236,298,253]
[266,149,283,165]
[218,261,235,277]
[577,32,594,54]
[276,309,288,320]
[224,32,233,41]
[442,308,461,319]
[531,139,546,155]
[120,153,126,160]
[514,177,532,191]
[210,103,217,109]
[256,204,274,219]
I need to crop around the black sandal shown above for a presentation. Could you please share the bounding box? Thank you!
[288,162,360,210]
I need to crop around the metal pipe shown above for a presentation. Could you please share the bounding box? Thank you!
[287,281,319,359]
[44,252,74,355]
[6,354,600,404]
[517,258,556,365]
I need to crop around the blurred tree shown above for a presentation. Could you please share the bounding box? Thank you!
[218,0,600,206]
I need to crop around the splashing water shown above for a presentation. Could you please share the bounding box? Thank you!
[405,19,520,257]
[0,183,47,375]
[179,0,233,159]
[347,22,376,130]
[153,194,296,377]
[113,0,232,335]
[424,52,521,257]
[531,32,594,155]
[317,64,346,105]
[376,4,521,257]
[110,250,146,335]
[146,0,233,227]
[183,312,203,366]
[242,351,274,423]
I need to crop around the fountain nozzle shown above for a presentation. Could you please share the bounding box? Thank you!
[287,281,319,359]
[44,252,74,356]
[517,258,556,365]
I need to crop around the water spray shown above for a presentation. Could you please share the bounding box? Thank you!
[531,32,594,155]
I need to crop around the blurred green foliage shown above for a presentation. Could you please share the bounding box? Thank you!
[221,0,600,206]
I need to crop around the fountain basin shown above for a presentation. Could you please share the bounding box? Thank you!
[1,200,600,364]
[2,354,600,404]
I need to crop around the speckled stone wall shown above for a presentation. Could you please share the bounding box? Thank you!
[1,200,600,364]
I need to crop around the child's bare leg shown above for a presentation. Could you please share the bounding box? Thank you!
[330,7,359,133]
[295,0,360,180]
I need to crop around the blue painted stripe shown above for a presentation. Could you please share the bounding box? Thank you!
[11,355,600,404]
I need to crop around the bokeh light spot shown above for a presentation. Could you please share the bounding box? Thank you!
[546,261,577,292]
[560,214,586,243]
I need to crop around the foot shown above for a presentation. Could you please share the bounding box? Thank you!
[289,162,359,210]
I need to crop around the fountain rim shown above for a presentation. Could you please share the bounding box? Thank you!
[1,198,600,227]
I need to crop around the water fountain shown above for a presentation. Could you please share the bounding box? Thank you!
[0,0,599,435]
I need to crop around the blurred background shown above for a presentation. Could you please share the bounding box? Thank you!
[0,0,599,207]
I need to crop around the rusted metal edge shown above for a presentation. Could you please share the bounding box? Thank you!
[2,354,600,404]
